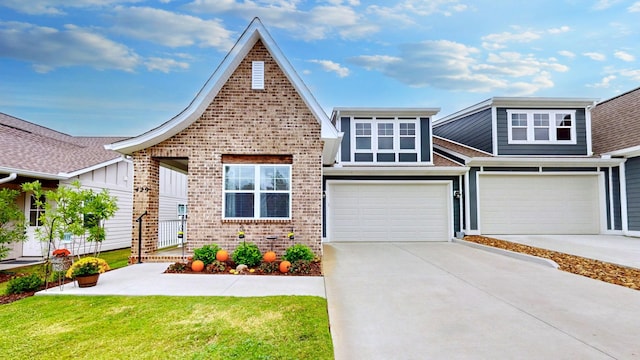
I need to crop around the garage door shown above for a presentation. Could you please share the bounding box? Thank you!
[327,182,452,242]
[479,174,601,234]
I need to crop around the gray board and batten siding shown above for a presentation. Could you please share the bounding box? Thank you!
[496,108,589,156]
[339,116,432,163]
[626,157,640,231]
[433,108,493,154]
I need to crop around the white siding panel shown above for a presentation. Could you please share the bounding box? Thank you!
[328,182,451,242]
[479,174,600,234]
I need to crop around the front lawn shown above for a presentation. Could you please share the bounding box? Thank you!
[0,295,333,359]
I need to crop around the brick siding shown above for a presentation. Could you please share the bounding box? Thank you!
[130,40,324,260]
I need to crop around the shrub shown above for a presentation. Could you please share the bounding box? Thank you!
[283,244,315,263]
[289,260,312,275]
[6,274,43,294]
[193,244,220,265]
[232,242,262,267]
[167,262,187,273]
[206,260,227,273]
[258,261,279,274]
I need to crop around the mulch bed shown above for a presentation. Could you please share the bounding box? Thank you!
[464,236,640,290]
[0,271,75,305]
[164,260,323,276]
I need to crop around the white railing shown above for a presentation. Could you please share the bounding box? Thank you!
[158,220,187,249]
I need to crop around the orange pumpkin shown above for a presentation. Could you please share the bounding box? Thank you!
[279,260,291,273]
[191,260,204,272]
[263,251,277,263]
[216,249,229,262]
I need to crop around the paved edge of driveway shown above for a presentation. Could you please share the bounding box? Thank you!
[453,238,559,269]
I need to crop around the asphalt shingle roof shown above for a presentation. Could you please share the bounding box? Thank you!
[0,112,128,177]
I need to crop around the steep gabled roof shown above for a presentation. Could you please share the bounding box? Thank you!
[106,18,341,164]
[0,112,126,179]
[592,87,640,156]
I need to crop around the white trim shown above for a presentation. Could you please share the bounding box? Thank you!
[598,172,607,233]
[623,230,640,237]
[346,116,421,164]
[467,156,624,167]
[491,106,498,155]
[604,144,640,157]
[333,108,440,118]
[432,135,494,157]
[620,161,628,232]
[608,167,615,231]
[506,109,577,145]
[585,102,595,156]
[0,166,67,180]
[458,174,464,235]
[325,180,454,242]
[105,18,340,164]
[60,156,129,178]
[464,170,471,234]
[323,166,469,176]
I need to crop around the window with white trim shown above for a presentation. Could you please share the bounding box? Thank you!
[507,110,576,144]
[351,117,420,163]
[223,164,291,219]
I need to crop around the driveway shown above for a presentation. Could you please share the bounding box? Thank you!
[323,242,640,359]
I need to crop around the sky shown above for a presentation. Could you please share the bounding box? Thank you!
[0,0,639,137]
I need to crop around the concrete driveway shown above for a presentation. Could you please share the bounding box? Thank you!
[323,242,640,359]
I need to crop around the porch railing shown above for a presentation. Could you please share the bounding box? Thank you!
[158,220,187,249]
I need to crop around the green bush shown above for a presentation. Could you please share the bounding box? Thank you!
[232,242,262,267]
[6,274,43,294]
[289,260,313,275]
[206,260,227,273]
[258,261,279,274]
[193,244,220,265]
[283,244,315,263]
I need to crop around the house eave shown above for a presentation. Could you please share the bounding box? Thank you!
[0,166,68,180]
[603,145,640,158]
[332,107,441,118]
[467,156,624,167]
[59,156,130,178]
[323,166,469,176]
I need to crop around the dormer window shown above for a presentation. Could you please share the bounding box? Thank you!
[507,110,576,144]
[252,61,264,90]
[351,117,420,163]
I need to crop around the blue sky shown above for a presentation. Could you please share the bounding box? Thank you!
[1,0,639,136]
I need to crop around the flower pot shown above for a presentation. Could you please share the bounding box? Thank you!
[76,273,100,288]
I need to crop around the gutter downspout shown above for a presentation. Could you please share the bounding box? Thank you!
[0,173,17,184]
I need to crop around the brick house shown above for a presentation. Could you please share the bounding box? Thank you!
[106,18,341,262]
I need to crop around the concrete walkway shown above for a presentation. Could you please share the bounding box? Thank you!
[323,242,640,359]
[488,234,640,269]
[37,262,326,298]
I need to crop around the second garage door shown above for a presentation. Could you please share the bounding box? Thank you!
[327,182,452,242]
[479,174,601,234]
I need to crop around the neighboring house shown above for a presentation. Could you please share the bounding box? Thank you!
[106,18,342,262]
[0,112,187,260]
[592,87,640,236]
[323,108,468,242]
[433,97,624,236]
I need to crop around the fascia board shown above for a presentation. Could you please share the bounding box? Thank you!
[59,156,130,178]
[604,145,640,158]
[467,156,625,167]
[323,166,469,176]
[0,166,67,180]
[331,107,441,118]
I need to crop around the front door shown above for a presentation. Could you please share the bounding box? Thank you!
[22,194,47,257]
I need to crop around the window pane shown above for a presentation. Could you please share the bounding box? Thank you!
[355,123,371,136]
[534,128,549,140]
[399,123,415,135]
[377,153,395,162]
[225,193,254,218]
[378,123,393,136]
[400,137,415,149]
[354,153,373,162]
[356,137,371,149]
[260,166,290,191]
[225,166,254,190]
[533,113,549,126]
[378,137,393,149]
[557,128,571,141]
[260,193,289,218]
[512,128,527,140]
[511,114,527,126]
[556,114,572,126]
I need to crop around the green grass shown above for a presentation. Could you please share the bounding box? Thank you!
[0,295,333,360]
[1,248,131,294]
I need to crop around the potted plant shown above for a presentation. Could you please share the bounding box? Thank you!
[65,257,110,287]
[51,248,72,272]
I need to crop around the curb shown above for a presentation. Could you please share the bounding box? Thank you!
[453,238,559,269]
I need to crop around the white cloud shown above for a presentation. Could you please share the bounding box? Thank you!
[481,30,540,50]
[587,75,617,88]
[614,50,635,62]
[593,0,623,10]
[0,0,143,15]
[0,21,140,72]
[583,52,606,61]
[309,59,350,77]
[187,0,377,40]
[558,50,576,58]
[367,0,468,25]
[110,7,234,49]
[145,57,189,72]
[547,26,570,34]
[629,2,640,11]
[619,68,640,81]
[349,40,567,95]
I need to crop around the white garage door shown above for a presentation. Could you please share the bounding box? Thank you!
[327,182,452,242]
[479,174,601,234]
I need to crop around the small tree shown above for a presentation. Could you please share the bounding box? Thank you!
[0,188,27,261]
[21,180,118,257]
